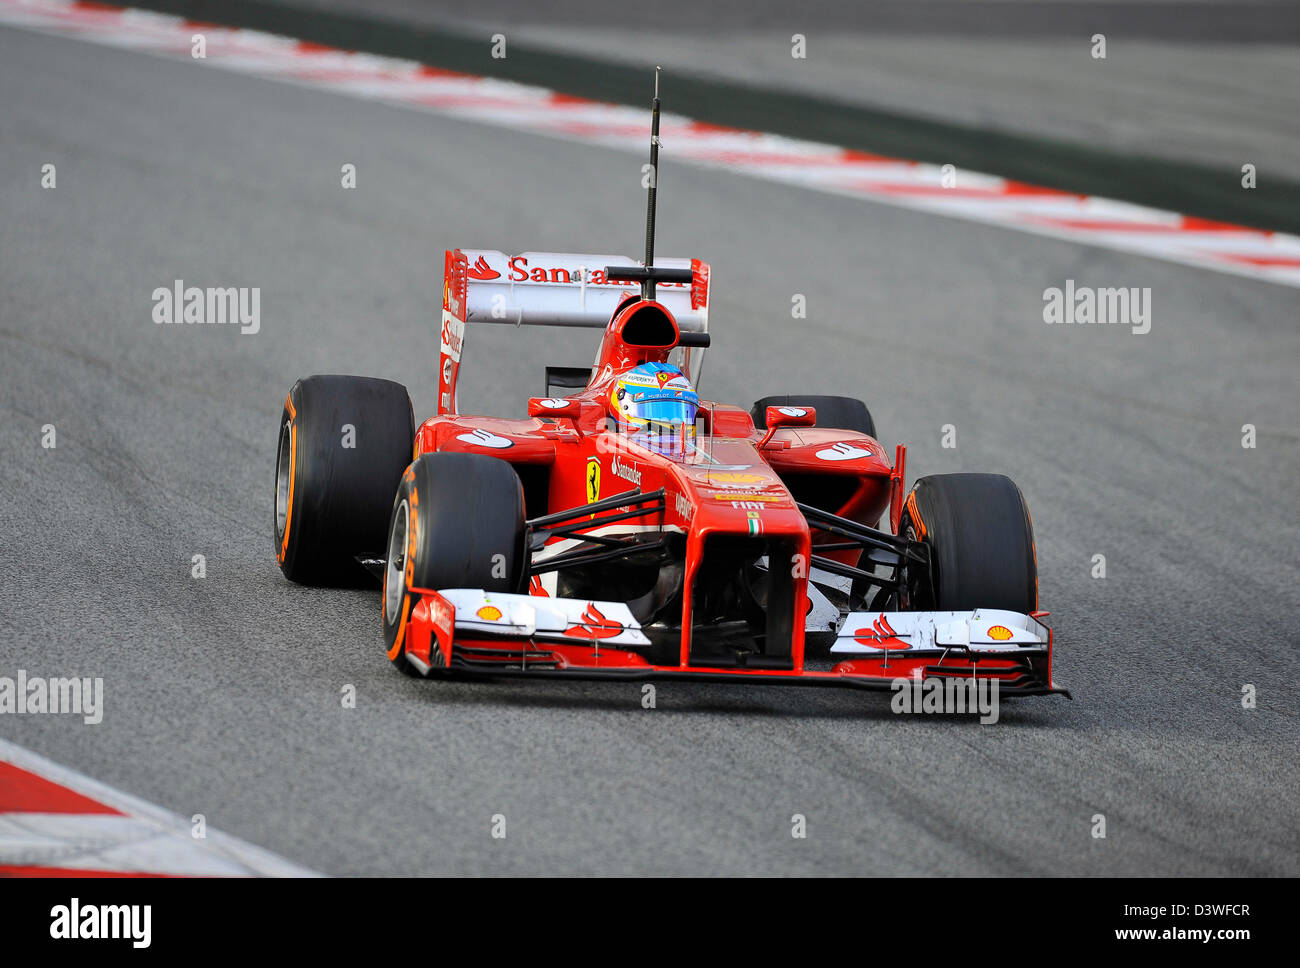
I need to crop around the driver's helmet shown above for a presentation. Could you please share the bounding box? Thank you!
[608,362,698,456]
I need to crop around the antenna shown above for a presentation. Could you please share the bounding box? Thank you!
[643,66,661,302]
[604,69,694,299]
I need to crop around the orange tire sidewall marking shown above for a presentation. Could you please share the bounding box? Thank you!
[277,394,297,563]
[904,491,926,539]
[385,478,420,661]
[406,486,418,588]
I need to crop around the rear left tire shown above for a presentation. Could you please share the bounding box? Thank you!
[274,375,414,586]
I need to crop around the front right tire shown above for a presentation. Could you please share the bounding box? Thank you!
[383,452,528,675]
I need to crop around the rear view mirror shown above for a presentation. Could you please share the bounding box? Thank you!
[765,405,816,428]
[759,405,816,447]
[529,397,582,419]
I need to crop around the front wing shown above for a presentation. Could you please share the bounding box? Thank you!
[400,589,1069,698]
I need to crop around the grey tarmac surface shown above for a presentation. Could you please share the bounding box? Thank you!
[1,24,1297,875]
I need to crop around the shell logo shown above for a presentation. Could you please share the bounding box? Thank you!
[710,472,766,485]
[476,605,503,621]
[987,625,1013,640]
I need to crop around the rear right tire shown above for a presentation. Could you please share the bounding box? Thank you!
[750,394,876,439]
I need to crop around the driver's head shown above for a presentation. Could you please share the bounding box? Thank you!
[608,362,698,456]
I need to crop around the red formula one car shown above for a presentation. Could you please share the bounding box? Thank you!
[272,80,1067,699]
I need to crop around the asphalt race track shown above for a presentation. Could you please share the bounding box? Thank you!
[1,23,1297,875]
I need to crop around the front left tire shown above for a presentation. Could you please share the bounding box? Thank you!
[899,472,1037,613]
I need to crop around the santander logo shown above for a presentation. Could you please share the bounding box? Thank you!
[853,614,911,650]
[466,255,500,280]
[440,318,464,356]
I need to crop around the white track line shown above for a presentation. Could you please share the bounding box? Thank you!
[0,738,319,876]
[2,0,1298,289]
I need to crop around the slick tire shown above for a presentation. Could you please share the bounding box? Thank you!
[750,394,876,439]
[274,375,414,586]
[898,473,1037,613]
[383,453,527,675]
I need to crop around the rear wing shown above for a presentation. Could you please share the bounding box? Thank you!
[439,248,711,414]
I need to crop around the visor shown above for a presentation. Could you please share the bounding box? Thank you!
[628,395,698,425]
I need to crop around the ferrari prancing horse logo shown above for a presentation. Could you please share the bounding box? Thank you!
[586,458,601,504]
